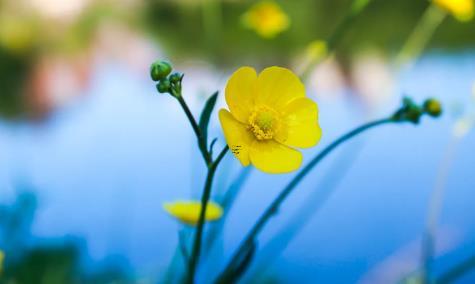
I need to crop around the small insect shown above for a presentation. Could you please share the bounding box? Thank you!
[232,145,242,155]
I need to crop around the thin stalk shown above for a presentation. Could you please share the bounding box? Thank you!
[300,0,372,81]
[396,4,446,67]
[217,118,394,282]
[247,140,364,280]
[186,145,229,283]
[421,136,459,284]
[437,253,475,284]
[176,95,212,165]
[205,167,253,250]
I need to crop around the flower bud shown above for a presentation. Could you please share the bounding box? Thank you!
[423,98,442,118]
[156,79,171,93]
[150,61,172,81]
[169,73,182,84]
[391,97,423,124]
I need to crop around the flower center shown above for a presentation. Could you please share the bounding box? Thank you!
[248,106,280,140]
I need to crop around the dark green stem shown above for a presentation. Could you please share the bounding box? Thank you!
[216,118,394,282]
[176,95,212,165]
[186,145,229,283]
[437,253,475,284]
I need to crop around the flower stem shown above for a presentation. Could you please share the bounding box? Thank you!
[176,95,212,165]
[300,0,372,81]
[216,118,394,282]
[396,4,446,67]
[421,134,461,283]
[187,145,229,284]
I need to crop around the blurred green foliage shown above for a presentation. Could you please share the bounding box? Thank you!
[143,0,475,66]
[0,48,30,119]
[0,192,131,284]
[1,0,474,119]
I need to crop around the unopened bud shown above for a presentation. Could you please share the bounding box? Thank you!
[423,98,442,118]
[169,72,182,84]
[156,79,171,93]
[150,61,172,81]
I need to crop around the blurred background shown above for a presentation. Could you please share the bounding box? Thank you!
[0,0,474,283]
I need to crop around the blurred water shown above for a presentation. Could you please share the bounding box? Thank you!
[0,53,475,283]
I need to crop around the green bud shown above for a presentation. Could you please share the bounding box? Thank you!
[169,73,182,84]
[423,98,442,117]
[150,61,172,81]
[156,79,171,93]
[391,97,423,124]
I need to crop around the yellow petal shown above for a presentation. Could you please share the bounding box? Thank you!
[275,98,322,148]
[225,66,258,123]
[249,140,302,173]
[163,200,223,226]
[241,1,290,39]
[219,109,253,166]
[256,66,305,110]
[434,0,474,21]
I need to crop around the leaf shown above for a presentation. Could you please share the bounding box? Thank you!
[199,91,219,148]
[232,240,257,279]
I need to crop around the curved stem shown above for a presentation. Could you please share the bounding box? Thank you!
[248,140,364,279]
[186,145,229,283]
[216,118,394,282]
[176,95,212,165]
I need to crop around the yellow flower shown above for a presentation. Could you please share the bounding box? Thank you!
[242,1,290,38]
[163,200,223,226]
[433,0,474,21]
[219,66,322,174]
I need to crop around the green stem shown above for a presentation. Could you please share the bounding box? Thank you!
[396,4,446,66]
[216,118,394,282]
[300,0,372,81]
[421,136,460,284]
[186,145,229,284]
[437,253,475,284]
[176,95,212,165]
[204,167,253,251]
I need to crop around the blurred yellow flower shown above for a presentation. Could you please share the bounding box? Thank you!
[433,0,474,21]
[242,1,290,38]
[219,66,322,174]
[163,200,223,226]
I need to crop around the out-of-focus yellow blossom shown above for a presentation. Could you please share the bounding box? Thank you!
[433,0,474,21]
[219,66,321,174]
[163,200,223,226]
[241,1,290,38]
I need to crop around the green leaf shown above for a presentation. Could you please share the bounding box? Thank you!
[216,240,257,284]
[199,91,218,148]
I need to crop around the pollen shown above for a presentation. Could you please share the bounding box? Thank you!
[248,106,280,140]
